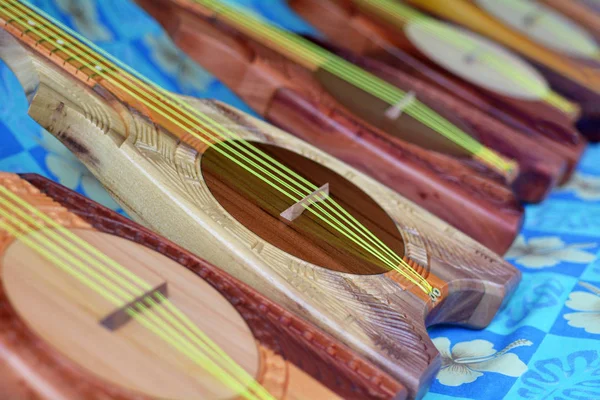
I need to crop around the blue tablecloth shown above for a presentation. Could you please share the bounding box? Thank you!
[1,1,599,399]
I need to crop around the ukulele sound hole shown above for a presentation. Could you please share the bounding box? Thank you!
[314,68,478,159]
[201,141,405,275]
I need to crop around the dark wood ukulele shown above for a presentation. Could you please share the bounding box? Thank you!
[404,0,600,142]
[289,0,586,182]
[0,172,406,400]
[0,1,520,397]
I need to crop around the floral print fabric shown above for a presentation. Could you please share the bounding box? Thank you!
[0,1,599,399]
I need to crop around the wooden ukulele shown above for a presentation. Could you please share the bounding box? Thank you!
[135,0,571,207]
[289,0,586,183]
[538,0,600,43]
[135,0,571,206]
[105,1,522,254]
[0,172,406,400]
[0,1,520,397]
[404,0,600,142]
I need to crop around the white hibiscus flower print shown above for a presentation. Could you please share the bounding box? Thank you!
[564,281,600,334]
[558,173,600,201]
[39,130,119,210]
[505,235,597,268]
[433,337,532,387]
[143,34,215,92]
[55,0,112,42]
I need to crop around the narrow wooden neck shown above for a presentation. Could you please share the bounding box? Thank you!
[171,0,323,71]
[351,0,423,26]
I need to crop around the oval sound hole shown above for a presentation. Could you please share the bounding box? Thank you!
[314,68,478,159]
[201,141,404,275]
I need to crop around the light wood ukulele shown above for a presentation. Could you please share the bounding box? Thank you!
[405,0,600,142]
[0,173,406,400]
[137,0,528,252]
[289,0,586,182]
[0,1,520,398]
[539,0,600,43]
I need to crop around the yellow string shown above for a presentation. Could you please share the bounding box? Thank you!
[352,0,577,114]
[0,186,273,400]
[192,0,516,176]
[0,0,434,295]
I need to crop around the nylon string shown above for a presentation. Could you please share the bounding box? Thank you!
[353,0,577,114]
[0,185,274,400]
[1,0,435,295]
[192,0,517,175]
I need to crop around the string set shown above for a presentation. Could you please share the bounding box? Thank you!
[0,0,435,295]
[352,0,577,114]
[192,0,516,176]
[0,184,275,400]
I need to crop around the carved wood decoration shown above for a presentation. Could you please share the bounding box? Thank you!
[126,0,520,254]
[0,5,520,398]
[0,172,406,400]
[288,0,586,182]
[404,0,600,142]
[134,0,569,205]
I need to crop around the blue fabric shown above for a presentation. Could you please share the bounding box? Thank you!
[1,1,599,399]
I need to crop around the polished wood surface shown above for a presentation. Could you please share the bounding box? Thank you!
[404,0,600,141]
[289,0,586,183]
[0,13,520,397]
[0,173,405,400]
[136,0,526,252]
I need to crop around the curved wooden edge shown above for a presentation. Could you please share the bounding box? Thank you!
[2,173,406,400]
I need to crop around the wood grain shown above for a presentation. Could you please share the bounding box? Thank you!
[0,172,406,400]
[134,0,525,253]
[0,18,520,399]
[289,0,586,182]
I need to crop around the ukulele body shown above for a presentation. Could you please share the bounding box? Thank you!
[0,173,405,400]
[404,0,600,142]
[136,0,566,205]
[0,23,520,399]
[539,0,600,43]
[289,0,586,183]
[134,0,526,254]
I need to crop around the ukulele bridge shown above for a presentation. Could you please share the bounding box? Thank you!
[385,91,416,120]
[100,282,169,331]
[280,183,330,222]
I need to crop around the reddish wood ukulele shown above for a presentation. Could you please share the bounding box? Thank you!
[135,0,568,207]
[0,173,406,400]
[134,0,526,255]
[289,0,586,182]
